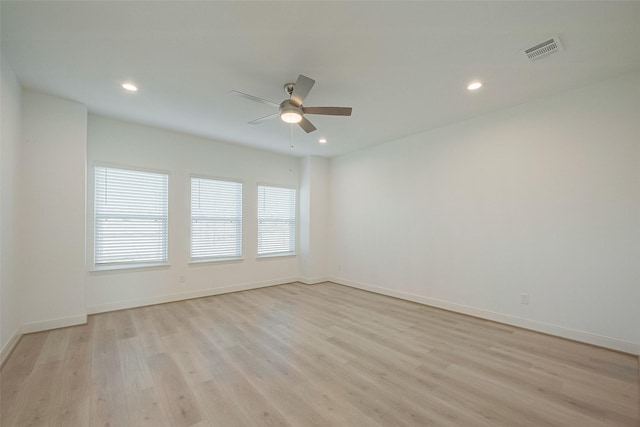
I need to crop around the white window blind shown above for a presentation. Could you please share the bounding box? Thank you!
[191,177,243,261]
[94,166,168,266]
[257,185,296,257]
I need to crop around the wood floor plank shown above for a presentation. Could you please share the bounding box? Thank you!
[197,343,293,427]
[222,310,386,426]
[224,343,332,427]
[1,282,638,426]
[52,325,92,426]
[129,306,166,358]
[0,332,48,426]
[90,328,130,427]
[118,336,155,393]
[34,327,71,366]
[13,360,64,427]
[146,352,204,426]
[193,379,251,427]
[113,309,138,340]
[125,387,171,427]
[170,345,215,386]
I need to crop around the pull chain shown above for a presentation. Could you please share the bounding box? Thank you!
[289,123,294,152]
[289,124,294,172]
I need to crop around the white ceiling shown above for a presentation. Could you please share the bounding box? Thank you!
[2,1,639,158]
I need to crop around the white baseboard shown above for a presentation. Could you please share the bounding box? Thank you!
[21,313,87,334]
[332,277,640,356]
[0,326,23,368]
[87,276,299,314]
[299,276,329,285]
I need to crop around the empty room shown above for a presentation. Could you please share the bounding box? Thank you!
[1,1,639,426]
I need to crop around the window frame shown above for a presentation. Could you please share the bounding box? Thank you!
[257,184,297,258]
[93,164,170,270]
[190,175,244,263]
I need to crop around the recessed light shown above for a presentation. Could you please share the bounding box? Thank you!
[319,138,327,144]
[467,81,482,91]
[121,82,138,92]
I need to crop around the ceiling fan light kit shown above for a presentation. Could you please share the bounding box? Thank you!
[280,112,302,124]
[233,74,352,133]
[279,100,303,123]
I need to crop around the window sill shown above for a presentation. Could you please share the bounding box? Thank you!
[257,253,296,260]
[90,263,170,274]
[189,258,244,266]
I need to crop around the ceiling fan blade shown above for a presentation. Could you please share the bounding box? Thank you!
[302,106,352,116]
[248,112,279,124]
[298,116,317,133]
[230,90,279,108]
[290,75,315,107]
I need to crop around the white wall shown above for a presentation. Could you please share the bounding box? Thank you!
[329,72,640,353]
[299,156,330,283]
[0,54,23,360]
[86,115,300,312]
[20,90,88,332]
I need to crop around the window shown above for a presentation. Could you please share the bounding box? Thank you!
[94,166,168,267]
[190,177,243,261]
[257,185,296,257]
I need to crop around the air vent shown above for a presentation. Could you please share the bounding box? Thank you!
[524,36,563,62]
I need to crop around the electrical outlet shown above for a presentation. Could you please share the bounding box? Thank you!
[520,293,530,305]
[337,264,342,271]
[179,275,186,284]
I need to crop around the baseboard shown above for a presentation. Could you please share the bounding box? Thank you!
[332,277,640,356]
[299,276,329,285]
[21,313,87,334]
[0,326,23,368]
[87,276,299,314]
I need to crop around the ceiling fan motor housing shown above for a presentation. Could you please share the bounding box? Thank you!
[284,83,295,97]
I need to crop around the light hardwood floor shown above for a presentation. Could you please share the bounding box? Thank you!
[1,282,638,426]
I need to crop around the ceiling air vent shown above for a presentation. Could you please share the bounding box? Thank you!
[524,36,563,62]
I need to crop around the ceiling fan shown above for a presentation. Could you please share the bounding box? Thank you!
[232,74,352,133]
